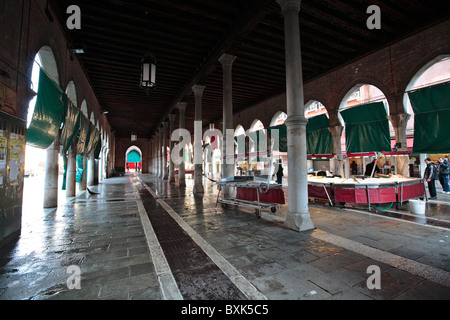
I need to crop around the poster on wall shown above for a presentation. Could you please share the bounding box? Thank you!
[9,132,25,185]
[0,130,6,186]
[0,82,18,117]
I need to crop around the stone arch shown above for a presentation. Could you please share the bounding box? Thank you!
[81,100,88,117]
[269,111,287,127]
[304,100,328,119]
[403,54,450,113]
[27,46,61,127]
[125,145,143,172]
[65,81,78,107]
[338,82,390,113]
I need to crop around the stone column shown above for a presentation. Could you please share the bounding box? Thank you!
[218,53,236,198]
[87,150,95,186]
[148,138,152,174]
[79,156,87,191]
[329,125,344,177]
[152,136,157,175]
[162,121,168,180]
[66,140,77,197]
[156,130,161,178]
[277,0,314,232]
[388,113,411,176]
[43,136,60,208]
[178,102,187,187]
[168,114,176,182]
[192,84,205,194]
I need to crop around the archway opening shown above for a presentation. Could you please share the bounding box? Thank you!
[403,55,450,177]
[125,146,142,173]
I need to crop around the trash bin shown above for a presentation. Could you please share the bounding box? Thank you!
[409,199,426,215]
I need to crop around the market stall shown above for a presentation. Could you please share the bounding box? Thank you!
[216,176,284,218]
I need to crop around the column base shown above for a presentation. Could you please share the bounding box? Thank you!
[284,211,315,232]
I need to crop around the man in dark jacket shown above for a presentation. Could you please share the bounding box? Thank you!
[424,158,437,199]
[276,161,284,184]
[438,157,450,194]
[365,159,380,177]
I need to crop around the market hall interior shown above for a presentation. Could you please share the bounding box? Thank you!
[0,0,449,300]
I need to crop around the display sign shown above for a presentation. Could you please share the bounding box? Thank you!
[0,82,18,117]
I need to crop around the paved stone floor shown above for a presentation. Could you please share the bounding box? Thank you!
[0,174,449,300]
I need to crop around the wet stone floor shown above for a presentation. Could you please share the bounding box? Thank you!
[0,174,449,300]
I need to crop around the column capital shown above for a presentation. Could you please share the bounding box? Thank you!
[328,125,344,138]
[192,84,206,96]
[277,0,302,15]
[177,102,187,113]
[387,113,411,128]
[218,53,236,67]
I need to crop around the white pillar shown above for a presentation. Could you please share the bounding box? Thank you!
[79,155,87,191]
[168,114,176,182]
[278,0,314,232]
[178,102,187,187]
[329,125,344,177]
[43,137,60,208]
[218,53,236,198]
[192,84,205,194]
[162,121,168,180]
[156,130,162,178]
[388,113,411,176]
[87,150,95,187]
[66,141,77,197]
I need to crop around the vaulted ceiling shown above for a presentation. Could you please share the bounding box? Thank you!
[51,0,450,139]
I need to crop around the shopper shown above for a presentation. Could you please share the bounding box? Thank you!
[437,157,450,194]
[364,159,380,177]
[424,158,438,200]
[276,161,284,184]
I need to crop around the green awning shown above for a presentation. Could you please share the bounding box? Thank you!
[60,99,81,154]
[76,115,92,156]
[76,155,83,182]
[267,124,287,152]
[27,69,65,149]
[306,114,333,155]
[340,102,391,153]
[409,82,450,153]
[127,150,141,162]
[86,123,100,155]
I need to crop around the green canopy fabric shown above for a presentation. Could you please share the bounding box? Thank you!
[86,123,100,155]
[76,115,92,156]
[340,102,391,153]
[60,99,81,154]
[127,150,141,162]
[409,82,450,153]
[27,69,65,149]
[76,155,83,182]
[306,114,334,155]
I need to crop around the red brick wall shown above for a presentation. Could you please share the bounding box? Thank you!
[234,19,450,129]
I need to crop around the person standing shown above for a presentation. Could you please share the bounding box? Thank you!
[424,158,438,200]
[276,161,284,185]
[365,159,380,177]
[437,157,450,194]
